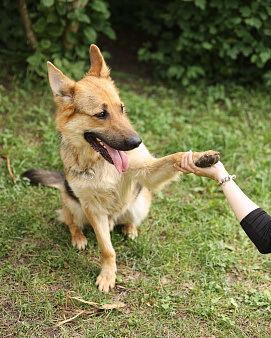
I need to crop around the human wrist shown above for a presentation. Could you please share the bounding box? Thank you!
[214,170,230,183]
[217,174,236,186]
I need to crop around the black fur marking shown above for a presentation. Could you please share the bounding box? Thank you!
[135,182,142,200]
[64,179,80,203]
[58,131,62,142]
[22,169,65,186]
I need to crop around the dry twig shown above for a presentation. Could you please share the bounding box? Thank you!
[47,295,126,329]
[68,295,126,309]
[0,153,16,184]
[49,310,86,329]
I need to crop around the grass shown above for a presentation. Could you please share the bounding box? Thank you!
[0,78,271,337]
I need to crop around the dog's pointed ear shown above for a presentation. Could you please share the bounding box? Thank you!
[87,44,110,78]
[47,61,75,103]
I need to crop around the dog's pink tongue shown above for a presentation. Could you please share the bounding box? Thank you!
[104,144,129,173]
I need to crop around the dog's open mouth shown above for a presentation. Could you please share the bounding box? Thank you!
[84,132,129,173]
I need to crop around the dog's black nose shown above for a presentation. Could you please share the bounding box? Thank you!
[126,135,142,149]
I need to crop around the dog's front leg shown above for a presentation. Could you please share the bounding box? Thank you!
[84,209,116,293]
[133,150,220,191]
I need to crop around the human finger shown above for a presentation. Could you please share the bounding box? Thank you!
[183,151,196,172]
[187,150,198,170]
[174,164,191,174]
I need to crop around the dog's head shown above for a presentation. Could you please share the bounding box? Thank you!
[47,45,141,173]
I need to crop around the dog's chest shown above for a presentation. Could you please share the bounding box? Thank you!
[70,177,135,215]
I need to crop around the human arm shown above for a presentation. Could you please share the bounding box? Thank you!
[174,151,259,222]
[175,151,271,254]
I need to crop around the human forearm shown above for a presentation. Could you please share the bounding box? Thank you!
[176,152,259,221]
[220,179,259,222]
[175,152,270,253]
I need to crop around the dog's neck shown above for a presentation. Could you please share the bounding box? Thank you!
[59,132,101,174]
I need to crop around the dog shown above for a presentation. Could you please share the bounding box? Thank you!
[22,45,219,293]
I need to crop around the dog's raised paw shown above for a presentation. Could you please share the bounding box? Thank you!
[195,150,220,168]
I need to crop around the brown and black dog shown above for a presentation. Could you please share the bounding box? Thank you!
[23,45,219,292]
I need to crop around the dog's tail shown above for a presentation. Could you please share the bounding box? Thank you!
[22,169,65,190]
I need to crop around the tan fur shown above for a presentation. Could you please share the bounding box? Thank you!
[46,45,219,293]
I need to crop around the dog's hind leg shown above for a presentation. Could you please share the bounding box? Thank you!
[59,193,89,250]
[117,186,152,240]
[123,223,138,240]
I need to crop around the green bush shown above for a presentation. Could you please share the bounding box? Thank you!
[135,0,271,85]
[0,0,115,80]
[1,0,271,85]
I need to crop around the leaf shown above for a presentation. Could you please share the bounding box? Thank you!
[66,31,78,44]
[91,0,108,13]
[104,26,117,40]
[227,46,239,60]
[240,45,252,57]
[77,13,91,24]
[260,51,271,64]
[250,54,258,63]
[41,0,54,7]
[27,52,42,66]
[47,12,58,23]
[259,12,268,21]
[40,39,51,50]
[67,12,77,20]
[209,26,217,34]
[231,17,242,25]
[75,45,86,58]
[48,25,63,37]
[202,42,213,50]
[240,6,251,17]
[167,65,184,79]
[186,66,205,79]
[194,0,206,10]
[245,17,262,29]
[83,26,97,42]
[264,28,271,36]
[32,18,47,33]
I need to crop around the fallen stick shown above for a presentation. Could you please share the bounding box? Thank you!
[48,310,86,329]
[68,296,126,309]
[0,153,16,184]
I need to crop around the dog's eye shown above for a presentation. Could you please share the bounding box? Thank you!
[94,110,108,119]
[121,104,124,114]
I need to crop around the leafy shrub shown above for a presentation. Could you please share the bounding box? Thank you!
[135,0,271,85]
[0,0,116,80]
[1,0,271,86]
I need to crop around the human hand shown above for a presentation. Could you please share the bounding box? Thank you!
[174,150,229,182]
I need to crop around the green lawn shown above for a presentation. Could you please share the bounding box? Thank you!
[0,79,271,337]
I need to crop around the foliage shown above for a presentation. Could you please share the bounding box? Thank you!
[2,0,271,85]
[134,0,271,85]
[0,80,271,335]
[0,0,115,80]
